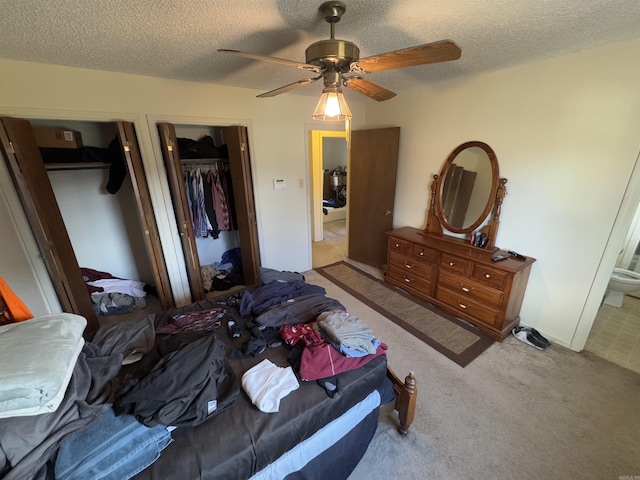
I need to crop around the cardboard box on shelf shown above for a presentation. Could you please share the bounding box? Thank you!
[33,127,83,149]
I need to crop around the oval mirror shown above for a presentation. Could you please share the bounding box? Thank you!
[435,141,499,233]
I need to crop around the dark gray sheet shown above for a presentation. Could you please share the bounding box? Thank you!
[133,298,388,480]
[0,344,122,480]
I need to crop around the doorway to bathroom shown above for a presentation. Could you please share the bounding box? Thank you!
[586,288,640,375]
[583,158,640,375]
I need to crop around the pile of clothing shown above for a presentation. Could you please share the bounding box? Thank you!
[81,268,149,316]
[200,247,244,292]
[227,271,385,404]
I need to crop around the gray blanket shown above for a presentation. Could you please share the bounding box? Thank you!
[0,343,123,480]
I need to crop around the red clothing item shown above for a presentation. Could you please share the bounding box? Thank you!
[279,321,325,347]
[299,342,387,381]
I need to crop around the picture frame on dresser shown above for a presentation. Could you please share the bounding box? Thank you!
[385,141,535,341]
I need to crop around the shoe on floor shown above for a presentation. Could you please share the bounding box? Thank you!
[512,326,548,351]
[516,325,551,347]
[527,327,551,347]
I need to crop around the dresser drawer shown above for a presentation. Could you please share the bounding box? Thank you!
[440,253,472,275]
[438,270,503,308]
[472,264,509,289]
[389,250,435,281]
[388,237,412,256]
[389,265,433,294]
[412,244,436,263]
[436,287,499,326]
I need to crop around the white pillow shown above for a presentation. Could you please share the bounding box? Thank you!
[0,313,86,418]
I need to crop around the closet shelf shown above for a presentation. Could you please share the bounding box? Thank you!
[44,162,110,171]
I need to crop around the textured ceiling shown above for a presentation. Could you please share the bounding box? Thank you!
[2,0,640,101]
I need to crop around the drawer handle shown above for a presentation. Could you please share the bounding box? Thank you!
[419,251,424,256]
[457,301,470,309]
[460,284,474,293]
[403,276,411,283]
[448,262,455,266]
[484,273,492,279]
[404,262,415,269]
[395,243,400,248]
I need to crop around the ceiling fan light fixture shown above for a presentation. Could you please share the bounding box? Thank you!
[312,88,352,121]
[220,2,461,106]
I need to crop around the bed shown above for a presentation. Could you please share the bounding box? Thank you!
[0,274,417,480]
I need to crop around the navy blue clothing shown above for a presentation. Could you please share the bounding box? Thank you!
[255,294,345,328]
[239,281,326,316]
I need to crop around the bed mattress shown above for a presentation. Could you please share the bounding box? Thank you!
[133,298,390,479]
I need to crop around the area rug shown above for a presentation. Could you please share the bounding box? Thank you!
[314,261,494,367]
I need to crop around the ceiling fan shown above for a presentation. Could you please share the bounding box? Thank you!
[218,1,461,105]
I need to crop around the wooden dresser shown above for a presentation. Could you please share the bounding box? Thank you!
[385,226,535,341]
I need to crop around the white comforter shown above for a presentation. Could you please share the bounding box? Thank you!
[0,313,86,418]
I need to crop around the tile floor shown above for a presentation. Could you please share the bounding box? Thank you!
[585,295,640,375]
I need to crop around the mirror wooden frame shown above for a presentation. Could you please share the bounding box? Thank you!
[423,141,507,250]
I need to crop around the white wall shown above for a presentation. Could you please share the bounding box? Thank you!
[0,58,366,309]
[48,170,154,283]
[366,37,640,348]
[323,137,348,171]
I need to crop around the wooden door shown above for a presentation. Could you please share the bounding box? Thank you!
[116,122,174,310]
[157,123,206,301]
[0,117,98,334]
[348,127,400,269]
[224,126,260,286]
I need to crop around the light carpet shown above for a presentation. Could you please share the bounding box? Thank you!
[303,269,640,480]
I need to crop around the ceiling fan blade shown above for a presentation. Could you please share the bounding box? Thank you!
[356,40,461,72]
[344,77,396,102]
[257,77,320,98]
[218,49,321,73]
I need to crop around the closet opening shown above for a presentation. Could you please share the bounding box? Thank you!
[158,122,260,303]
[0,117,173,334]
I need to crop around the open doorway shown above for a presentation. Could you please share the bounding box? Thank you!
[309,130,348,268]
[573,147,640,372]
[584,199,640,374]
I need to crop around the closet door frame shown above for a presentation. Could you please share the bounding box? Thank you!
[157,122,206,301]
[0,113,177,333]
[225,126,260,286]
[117,121,174,310]
[151,117,261,302]
[0,116,99,334]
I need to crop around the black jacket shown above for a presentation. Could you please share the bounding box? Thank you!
[114,333,239,427]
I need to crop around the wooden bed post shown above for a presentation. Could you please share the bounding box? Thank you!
[386,367,418,435]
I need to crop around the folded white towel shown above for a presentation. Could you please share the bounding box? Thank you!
[241,359,299,413]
